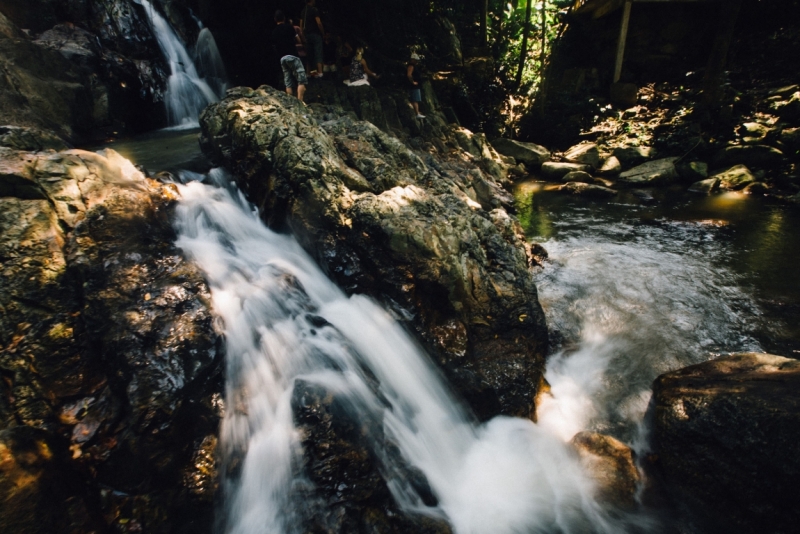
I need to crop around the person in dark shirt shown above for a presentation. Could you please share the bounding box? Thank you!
[301,0,325,78]
[407,53,424,118]
[272,10,306,103]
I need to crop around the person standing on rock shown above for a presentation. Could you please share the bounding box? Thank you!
[273,10,306,103]
[301,0,325,78]
[407,52,425,119]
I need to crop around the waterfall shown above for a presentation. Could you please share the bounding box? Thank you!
[173,172,653,534]
[136,0,226,127]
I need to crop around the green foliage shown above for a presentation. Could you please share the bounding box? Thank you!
[489,0,562,95]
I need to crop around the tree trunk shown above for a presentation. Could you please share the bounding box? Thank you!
[481,0,488,47]
[702,0,744,106]
[516,0,534,88]
[540,0,547,75]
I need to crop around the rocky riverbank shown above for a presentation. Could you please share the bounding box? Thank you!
[0,138,221,533]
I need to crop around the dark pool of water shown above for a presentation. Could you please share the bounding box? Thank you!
[88,127,210,175]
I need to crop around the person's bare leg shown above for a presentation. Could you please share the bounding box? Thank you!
[297,84,306,103]
[317,63,324,77]
[286,87,293,97]
[413,102,420,115]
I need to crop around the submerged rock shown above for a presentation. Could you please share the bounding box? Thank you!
[0,147,222,533]
[200,86,549,422]
[649,353,800,534]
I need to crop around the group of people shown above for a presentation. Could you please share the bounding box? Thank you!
[272,0,424,119]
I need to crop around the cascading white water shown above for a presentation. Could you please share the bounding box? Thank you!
[173,172,652,534]
[195,28,229,98]
[136,0,226,127]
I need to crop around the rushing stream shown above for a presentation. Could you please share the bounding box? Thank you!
[517,182,800,446]
[173,172,653,534]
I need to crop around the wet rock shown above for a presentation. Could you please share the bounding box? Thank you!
[712,144,785,169]
[200,86,549,421]
[563,142,600,168]
[570,431,640,509]
[676,160,708,182]
[491,138,551,168]
[291,380,452,534]
[597,155,621,176]
[688,177,720,194]
[713,164,756,190]
[0,147,222,533]
[612,146,655,168]
[559,182,617,198]
[0,426,98,533]
[541,161,592,181]
[617,158,679,186]
[561,170,594,184]
[649,353,800,534]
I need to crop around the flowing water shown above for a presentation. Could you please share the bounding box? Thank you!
[517,183,800,446]
[172,171,654,534]
[136,0,226,127]
[94,124,800,532]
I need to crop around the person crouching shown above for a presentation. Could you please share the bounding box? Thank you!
[273,10,306,103]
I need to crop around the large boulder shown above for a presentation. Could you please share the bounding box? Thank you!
[563,142,600,168]
[649,353,800,534]
[0,146,222,533]
[200,86,549,421]
[491,137,551,168]
[540,161,592,181]
[713,164,756,190]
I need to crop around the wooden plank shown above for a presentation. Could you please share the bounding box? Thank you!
[613,0,633,82]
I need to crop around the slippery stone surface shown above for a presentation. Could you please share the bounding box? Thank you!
[570,431,640,509]
[200,85,549,422]
[617,157,679,186]
[676,160,708,182]
[290,380,452,534]
[0,147,222,533]
[649,353,800,534]
[491,137,551,168]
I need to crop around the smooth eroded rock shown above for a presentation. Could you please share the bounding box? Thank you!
[570,431,640,509]
[687,177,720,194]
[563,142,600,168]
[612,146,655,168]
[712,144,785,169]
[649,353,800,534]
[597,156,622,176]
[561,170,594,183]
[559,182,617,198]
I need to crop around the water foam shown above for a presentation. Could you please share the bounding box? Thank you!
[173,174,649,534]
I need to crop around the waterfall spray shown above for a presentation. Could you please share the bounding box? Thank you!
[173,172,653,534]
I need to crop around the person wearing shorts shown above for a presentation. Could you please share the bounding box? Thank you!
[273,10,306,102]
[407,53,424,118]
